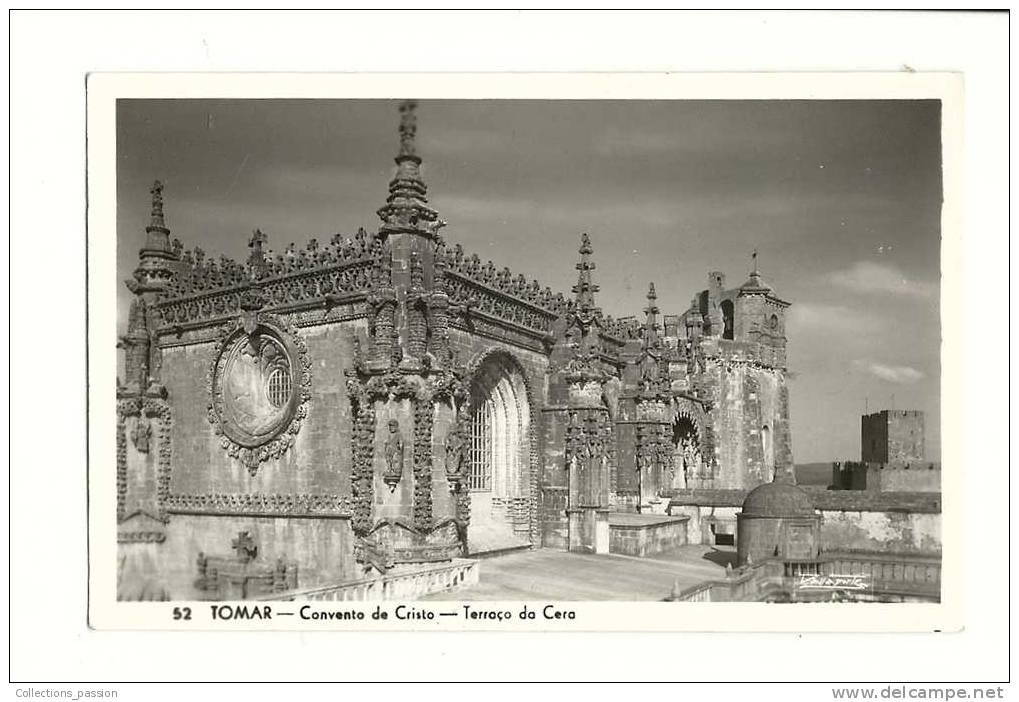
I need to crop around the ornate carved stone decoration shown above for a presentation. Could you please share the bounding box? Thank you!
[366,240,399,370]
[164,491,351,517]
[635,419,672,485]
[354,537,394,574]
[119,299,152,393]
[345,365,376,536]
[635,281,674,404]
[427,360,470,411]
[654,423,674,479]
[403,251,430,364]
[117,531,167,544]
[561,234,622,385]
[564,410,612,469]
[156,229,377,329]
[207,314,311,475]
[409,395,434,531]
[382,418,406,491]
[116,413,128,522]
[117,393,173,522]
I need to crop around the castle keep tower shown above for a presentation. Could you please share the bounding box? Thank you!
[832,410,936,493]
[862,410,925,464]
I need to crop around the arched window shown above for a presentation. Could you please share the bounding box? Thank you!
[468,354,530,499]
[470,398,494,491]
[720,300,734,340]
[673,415,703,481]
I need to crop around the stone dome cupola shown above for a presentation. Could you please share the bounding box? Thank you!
[736,465,821,567]
[740,480,815,519]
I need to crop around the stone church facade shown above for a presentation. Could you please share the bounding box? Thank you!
[116,101,792,600]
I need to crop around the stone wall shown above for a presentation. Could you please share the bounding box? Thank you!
[135,514,358,601]
[539,406,569,549]
[668,488,941,553]
[832,461,941,493]
[696,356,787,490]
[819,510,940,554]
[609,516,689,557]
[879,465,941,492]
[163,320,361,499]
[668,504,741,545]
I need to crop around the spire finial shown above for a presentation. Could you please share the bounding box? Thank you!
[398,100,418,159]
[572,232,600,311]
[377,100,442,240]
[247,228,269,279]
[147,180,168,234]
[751,248,759,275]
[643,281,661,349]
[644,281,659,319]
[131,179,176,291]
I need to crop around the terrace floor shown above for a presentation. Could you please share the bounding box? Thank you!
[420,544,735,601]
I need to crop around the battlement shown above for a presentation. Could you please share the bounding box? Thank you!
[698,336,787,370]
[832,461,941,493]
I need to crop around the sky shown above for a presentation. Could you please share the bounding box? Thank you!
[117,99,942,463]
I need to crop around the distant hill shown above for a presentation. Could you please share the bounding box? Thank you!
[795,463,833,487]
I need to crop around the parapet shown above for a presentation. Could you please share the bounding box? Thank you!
[831,461,941,494]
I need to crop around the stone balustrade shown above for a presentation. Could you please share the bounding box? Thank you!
[260,558,479,602]
[672,551,940,602]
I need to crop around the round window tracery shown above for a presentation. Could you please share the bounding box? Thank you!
[219,333,295,445]
[208,317,310,472]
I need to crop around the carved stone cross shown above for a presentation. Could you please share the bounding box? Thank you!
[231,530,258,563]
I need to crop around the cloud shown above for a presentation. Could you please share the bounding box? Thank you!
[830,261,936,299]
[787,302,882,335]
[853,360,925,384]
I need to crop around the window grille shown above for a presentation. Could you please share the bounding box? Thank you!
[469,400,493,491]
[266,367,292,409]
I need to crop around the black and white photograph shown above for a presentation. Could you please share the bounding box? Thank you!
[110,95,944,607]
[9,8,1011,692]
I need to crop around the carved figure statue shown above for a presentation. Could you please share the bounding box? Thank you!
[383,419,405,490]
[444,423,465,478]
[131,416,152,453]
